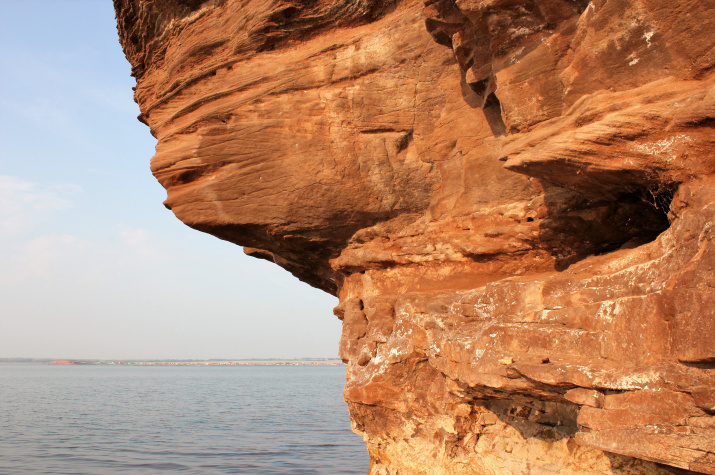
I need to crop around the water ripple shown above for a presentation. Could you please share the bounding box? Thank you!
[0,365,368,474]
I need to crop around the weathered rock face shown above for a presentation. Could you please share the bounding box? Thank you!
[115,0,715,472]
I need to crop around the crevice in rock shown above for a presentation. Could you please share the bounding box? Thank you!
[253,0,401,53]
[680,360,715,369]
[471,396,580,441]
[395,130,413,153]
[359,127,407,134]
[540,184,676,271]
[482,93,507,137]
[652,463,702,475]
[424,0,509,138]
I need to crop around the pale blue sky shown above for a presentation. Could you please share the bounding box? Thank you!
[0,0,340,360]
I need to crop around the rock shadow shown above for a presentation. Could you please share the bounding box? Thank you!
[537,184,675,271]
[482,397,579,442]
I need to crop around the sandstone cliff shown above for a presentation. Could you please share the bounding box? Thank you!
[114,0,715,472]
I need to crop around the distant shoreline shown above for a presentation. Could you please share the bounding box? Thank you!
[0,358,345,366]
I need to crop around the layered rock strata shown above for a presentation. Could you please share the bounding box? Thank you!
[115,0,715,472]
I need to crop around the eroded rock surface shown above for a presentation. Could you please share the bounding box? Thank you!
[115,0,714,472]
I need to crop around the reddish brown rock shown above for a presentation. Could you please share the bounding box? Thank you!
[115,0,715,472]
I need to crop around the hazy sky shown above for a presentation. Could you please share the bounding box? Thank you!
[0,0,341,360]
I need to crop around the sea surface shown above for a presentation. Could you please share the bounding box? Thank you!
[0,365,369,474]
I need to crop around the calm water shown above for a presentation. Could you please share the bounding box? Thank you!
[0,365,368,474]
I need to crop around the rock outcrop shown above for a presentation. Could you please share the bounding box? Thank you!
[115,0,714,472]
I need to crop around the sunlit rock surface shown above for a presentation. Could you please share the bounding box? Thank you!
[115,0,715,472]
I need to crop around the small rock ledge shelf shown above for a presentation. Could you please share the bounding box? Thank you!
[115,0,714,473]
